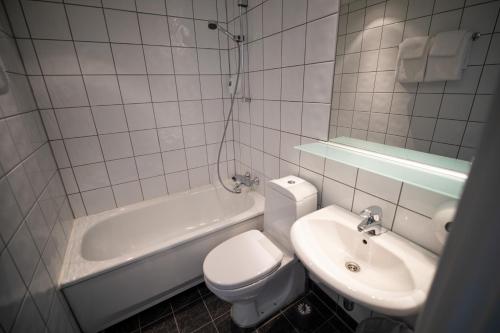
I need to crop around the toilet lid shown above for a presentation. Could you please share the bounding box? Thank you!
[203,230,283,290]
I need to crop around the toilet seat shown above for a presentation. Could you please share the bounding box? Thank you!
[203,230,283,290]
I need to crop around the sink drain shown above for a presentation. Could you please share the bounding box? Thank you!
[345,261,360,272]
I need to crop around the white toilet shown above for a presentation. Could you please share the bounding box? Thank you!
[203,176,317,327]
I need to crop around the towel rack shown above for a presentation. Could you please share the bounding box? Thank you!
[472,32,481,41]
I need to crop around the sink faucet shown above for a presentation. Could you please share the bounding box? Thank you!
[357,206,384,236]
[232,172,259,193]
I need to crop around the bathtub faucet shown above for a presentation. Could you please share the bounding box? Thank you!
[232,172,260,192]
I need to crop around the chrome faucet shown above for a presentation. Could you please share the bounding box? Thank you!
[357,206,384,236]
[232,172,259,193]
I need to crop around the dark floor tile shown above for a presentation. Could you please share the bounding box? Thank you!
[104,315,140,333]
[174,299,212,333]
[332,306,357,331]
[192,322,218,333]
[283,293,333,332]
[203,293,231,320]
[321,315,354,333]
[257,314,296,333]
[171,287,202,311]
[141,314,178,333]
[310,287,338,314]
[140,300,173,327]
[197,283,212,297]
[214,313,256,333]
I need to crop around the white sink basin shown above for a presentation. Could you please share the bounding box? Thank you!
[291,205,438,316]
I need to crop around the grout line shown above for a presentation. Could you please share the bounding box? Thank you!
[170,303,181,333]
[192,2,213,187]
[134,0,161,202]
[64,3,120,211]
[164,12,192,193]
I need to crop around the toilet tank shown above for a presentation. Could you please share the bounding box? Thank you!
[264,176,317,254]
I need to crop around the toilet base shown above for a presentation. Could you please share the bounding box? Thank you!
[230,260,306,328]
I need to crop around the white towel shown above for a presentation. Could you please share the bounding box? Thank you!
[396,36,430,83]
[424,30,472,82]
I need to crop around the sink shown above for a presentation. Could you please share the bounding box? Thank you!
[291,205,438,316]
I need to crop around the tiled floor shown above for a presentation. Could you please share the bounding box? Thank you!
[101,281,357,333]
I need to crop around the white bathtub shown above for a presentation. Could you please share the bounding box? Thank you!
[60,184,264,333]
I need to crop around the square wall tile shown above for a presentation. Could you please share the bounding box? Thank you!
[399,183,456,218]
[282,25,306,67]
[84,76,122,106]
[166,0,193,17]
[263,0,282,37]
[137,0,166,14]
[0,250,26,331]
[82,187,116,214]
[141,175,167,199]
[45,76,88,108]
[302,103,330,140]
[158,127,184,151]
[393,207,442,254]
[74,163,110,191]
[303,62,334,103]
[124,103,156,131]
[281,66,304,101]
[324,159,357,187]
[23,1,71,40]
[356,169,402,203]
[106,158,138,185]
[144,46,174,74]
[105,9,141,44]
[112,44,146,75]
[322,177,354,210]
[92,105,128,134]
[154,102,181,127]
[130,129,160,155]
[76,42,115,75]
[169,17,196,47]
[65,136,103,165]
[162,149,187,173]
[283,0,307,29]
[135,154,163,179]
[308,0,339,21]
[34,40,80,75]
[306,14,338,63]
[433,119,466,145]
[55,107,96,138]
[139,14,170,46]
[66,4,109,42]
[100,132,133,160]
[118,75,151,104]
[166,171,190,193]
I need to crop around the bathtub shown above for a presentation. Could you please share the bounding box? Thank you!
[60,184,264,333]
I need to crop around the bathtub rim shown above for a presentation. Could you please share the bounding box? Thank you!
[60,184,265,288]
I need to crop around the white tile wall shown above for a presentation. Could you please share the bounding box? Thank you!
[330,0,499,161]
[0,4,77,332]
[12,0,234,216]
[230,0,461,264]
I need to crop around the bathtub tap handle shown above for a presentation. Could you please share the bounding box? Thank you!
[233,172,259,190]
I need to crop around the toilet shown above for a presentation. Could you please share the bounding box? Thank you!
[203,176,317,327]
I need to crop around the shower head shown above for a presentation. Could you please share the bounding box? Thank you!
[207,21,242,42]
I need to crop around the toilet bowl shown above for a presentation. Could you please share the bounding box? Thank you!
[203,176,317,327]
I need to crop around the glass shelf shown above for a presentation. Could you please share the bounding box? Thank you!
[295,138,471,199]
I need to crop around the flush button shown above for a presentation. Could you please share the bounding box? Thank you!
[287,180,296,184]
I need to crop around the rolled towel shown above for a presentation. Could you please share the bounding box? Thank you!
[396,36,430,83]
[424,30,472,82]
